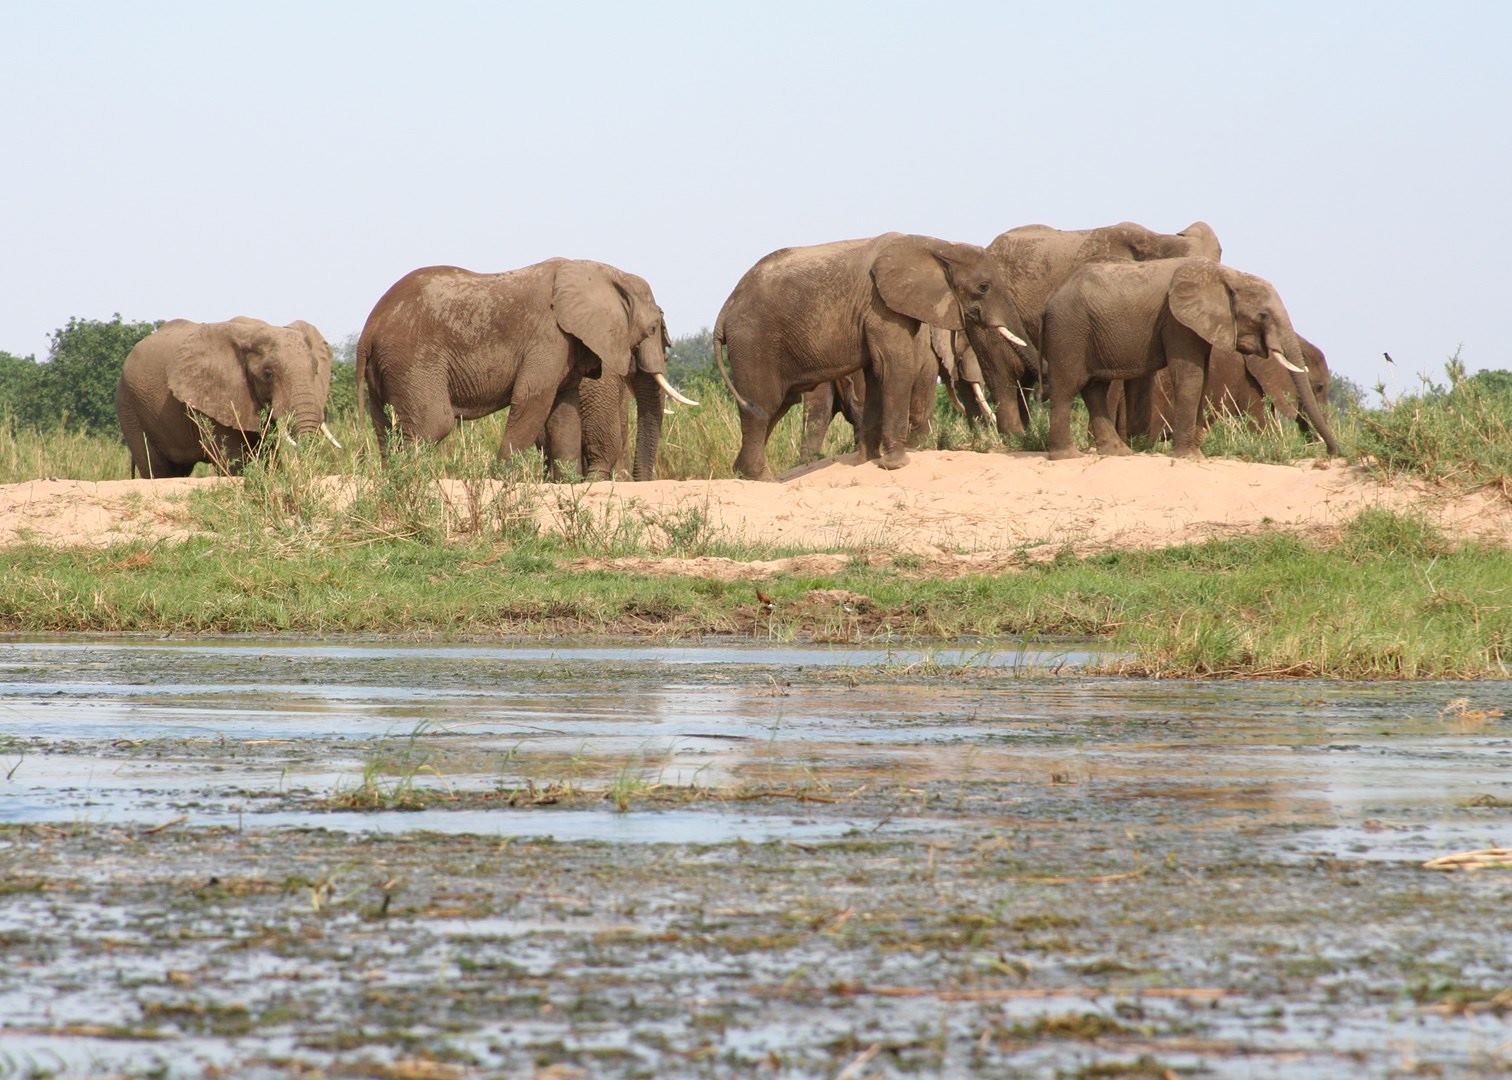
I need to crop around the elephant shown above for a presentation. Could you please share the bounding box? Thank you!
[977,220,1221,436]
[115,316,338,478]
[714,233,1039,479]
[542,322,697,481]
[356,259,689,469]
[1041,256,1340,460]
[797,326,989,460]
[1114,335,1332,442]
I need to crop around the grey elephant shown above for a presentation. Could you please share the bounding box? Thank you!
[798,326,990,460]
[976,220,1221,436]
[1123,335,1332,441]
[545,322,697,481]
[714,233,1038,479]
[1042,256,1340,459]
[115,317,338,478]
[357,259,687,469]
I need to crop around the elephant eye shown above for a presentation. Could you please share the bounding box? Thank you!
[977,281,990,295]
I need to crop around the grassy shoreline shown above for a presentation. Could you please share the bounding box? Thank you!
[3,362,1509,678]
[3,509,1508,678]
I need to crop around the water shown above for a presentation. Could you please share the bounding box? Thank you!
[1,636,1509,1078]
[1,637,1507,861]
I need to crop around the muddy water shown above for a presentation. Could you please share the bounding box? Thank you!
[1,637,1509,1078]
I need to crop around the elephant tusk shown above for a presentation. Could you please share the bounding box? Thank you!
[320,422,344,450]
[971,382,998,425]
[654,372,699,407]
[1272,349,1309,374]
[997,326,1029,349]
[281,430,299,449]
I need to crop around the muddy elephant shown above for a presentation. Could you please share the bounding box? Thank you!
[714,233,1038,479]
[115,317,338,478]
[1042,257,1340,459]
[357,259,687,469]
[978,221,1221,435]
[542,322,697,481]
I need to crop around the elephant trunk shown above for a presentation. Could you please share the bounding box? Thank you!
[631,368,663,482]
[1279,336,1340,457]
[965,321,1039,438]
[274,391,326,439]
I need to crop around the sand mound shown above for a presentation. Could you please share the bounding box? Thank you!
[2,451,1507,556]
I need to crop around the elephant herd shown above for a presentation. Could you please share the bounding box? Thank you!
[113,220,1339,481]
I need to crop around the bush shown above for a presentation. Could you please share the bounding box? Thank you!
[1358,354,1512,494]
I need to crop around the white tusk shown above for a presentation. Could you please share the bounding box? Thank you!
[1272,349,1308,374]
[654,372,699,407]
[972,382,998,425]
[320,422,344,450]
[281,430,298,448]
[997,326,1029,349]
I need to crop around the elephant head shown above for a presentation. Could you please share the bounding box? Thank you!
[1167,262,1340,456]
[872,235,1039,429]
[167,317,336,444]
[551,261,695,481]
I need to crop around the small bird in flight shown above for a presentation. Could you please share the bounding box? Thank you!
[1383,352,1396,365]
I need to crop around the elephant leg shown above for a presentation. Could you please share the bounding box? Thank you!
[500,390,558,462]
[543,385,584,481]
[577,375,626,481]
[1084,379,1130,455]
[1161,325,1208,459]
[907,362,936,449]
[863,318,916,470]
[800,383,836,462]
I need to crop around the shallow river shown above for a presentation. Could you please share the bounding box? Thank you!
[0,636,1508,1078]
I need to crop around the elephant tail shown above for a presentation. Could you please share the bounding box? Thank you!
[354,325,389,442]
[711,319,764,420]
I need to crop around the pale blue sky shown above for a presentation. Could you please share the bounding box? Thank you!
[3,1,1508,392]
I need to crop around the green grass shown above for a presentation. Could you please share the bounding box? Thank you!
[1358,356,1512,494]
[2,510,1506,677]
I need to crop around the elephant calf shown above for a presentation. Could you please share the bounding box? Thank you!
[116,317,338,478]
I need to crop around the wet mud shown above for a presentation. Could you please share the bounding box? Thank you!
[0,637,1508,1077]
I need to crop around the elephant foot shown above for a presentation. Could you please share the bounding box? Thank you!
[1047,446,1083,461]
[1094,442,1133,457]
[877,449,910,470]
[1170,447,1206,461]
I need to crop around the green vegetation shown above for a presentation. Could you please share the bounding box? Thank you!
[1358,352,1512,494]
[2,507,1507,677]
[0,315,160,432]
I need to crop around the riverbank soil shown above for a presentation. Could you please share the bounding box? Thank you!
[3,451,1508,552]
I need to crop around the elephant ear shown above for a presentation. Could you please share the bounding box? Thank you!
[1242,353,1301,419]
[1178,221,1222,261]
[872,236,964,331]
[1167,261,1237,350]
[287,320,333,397]
[553,261,633,379]
[167,321,261,431]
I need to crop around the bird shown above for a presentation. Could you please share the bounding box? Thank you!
[1383,352,1396,365]
[754,587,775,612]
